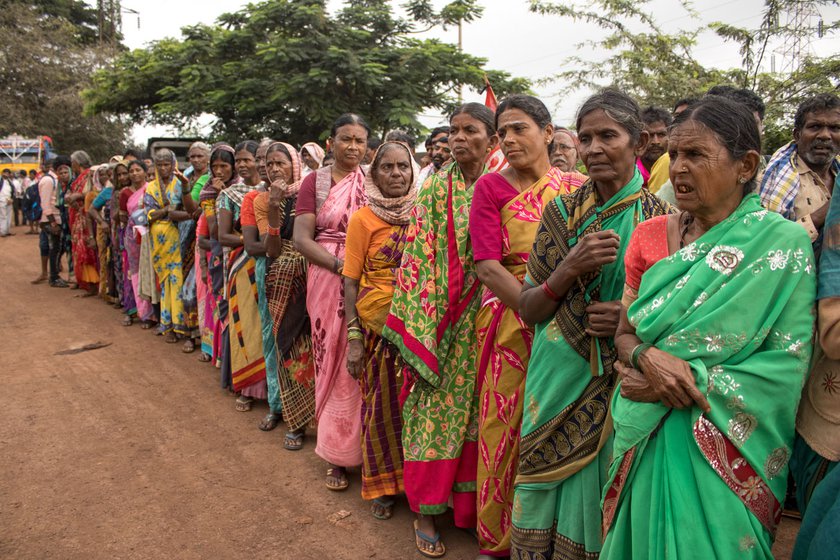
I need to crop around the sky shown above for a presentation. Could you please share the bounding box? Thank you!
[112,0,840,145]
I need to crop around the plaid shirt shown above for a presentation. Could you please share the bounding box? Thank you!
[760,141,840,221]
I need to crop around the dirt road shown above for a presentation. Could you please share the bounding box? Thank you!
[0,225,799,559]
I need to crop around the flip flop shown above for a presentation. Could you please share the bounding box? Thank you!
[283,431,304,450]
[235,396,253,412]
[414,519,446,558]
[198,352,212,363]
[371,497,395,520]
[259,413,282,432]
[325,467,349,491]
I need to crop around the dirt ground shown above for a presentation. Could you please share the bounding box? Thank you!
[0,224,799,559]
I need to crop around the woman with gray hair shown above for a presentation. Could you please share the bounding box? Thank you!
[509,88,671,560]
[65,150,99,295]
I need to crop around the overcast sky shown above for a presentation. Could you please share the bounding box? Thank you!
[112,0,840,144]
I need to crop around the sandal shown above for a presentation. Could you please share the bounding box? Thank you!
[164,332,179,344]
[371,497,395,520]
[235,396,253,412]
[122,315,133,327]
[198,352,212,363]
[414,519,446,558]
[283,430,305,450]
[182,339,196,353]
[259,413,282,432]
[325,467,349,491]
[141,321,157,330]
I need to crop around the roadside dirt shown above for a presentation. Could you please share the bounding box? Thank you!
[0,224,799,559]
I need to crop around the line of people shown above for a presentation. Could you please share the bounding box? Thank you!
[26,87,840,560]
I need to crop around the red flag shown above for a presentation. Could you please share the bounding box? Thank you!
[483,76,507,173]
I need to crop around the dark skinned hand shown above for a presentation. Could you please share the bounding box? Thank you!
[585,300,622,338]
[557,229,620,280]
[615,361,660,403]
[346,339,365,380]
[268,179,288,210]
[209,177,226,192]
[638,347,711,412]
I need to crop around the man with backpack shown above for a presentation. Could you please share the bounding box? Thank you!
[32,156,70,287]
[22,170,40,234]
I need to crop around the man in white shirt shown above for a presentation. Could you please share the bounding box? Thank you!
[0,169,14,236]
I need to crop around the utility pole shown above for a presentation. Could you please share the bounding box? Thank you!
[458,19,463,102]
[776,1,821,74]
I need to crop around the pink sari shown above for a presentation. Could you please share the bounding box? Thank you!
[125,185,153,321]
[307,166,367,467]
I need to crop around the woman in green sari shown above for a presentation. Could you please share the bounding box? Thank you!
[601,96,816,558]
[510,89,671,560]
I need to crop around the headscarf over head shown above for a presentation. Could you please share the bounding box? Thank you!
[266,141,303,196]
[363,141,418,225]
[301,142,325,167]
[200,143,238,203]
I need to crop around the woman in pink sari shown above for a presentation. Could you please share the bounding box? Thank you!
[124,160,155,327]
[294,113,369,490]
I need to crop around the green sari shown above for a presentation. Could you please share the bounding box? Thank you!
[511,171,670,559]
[601,194,816,559]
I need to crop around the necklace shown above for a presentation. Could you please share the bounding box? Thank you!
[679,211,694,249]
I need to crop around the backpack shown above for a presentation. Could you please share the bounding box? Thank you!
[23,178,44,222]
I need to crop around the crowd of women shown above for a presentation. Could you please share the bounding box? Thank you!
[34,87,839,560]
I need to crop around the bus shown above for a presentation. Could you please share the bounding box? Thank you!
[0,135,54,175]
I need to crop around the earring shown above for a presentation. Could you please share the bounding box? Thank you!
[738,177,746,184]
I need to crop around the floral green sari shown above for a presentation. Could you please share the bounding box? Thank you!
[601,194,816,558]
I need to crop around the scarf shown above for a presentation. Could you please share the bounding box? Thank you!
[301,142,325,166]
[199,144,238,203]
[363,141,418,225]
[266,141,303,197]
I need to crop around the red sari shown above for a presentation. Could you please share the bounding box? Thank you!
[69,169,99,288]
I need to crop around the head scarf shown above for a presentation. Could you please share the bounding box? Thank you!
[199,143,239,203]
[91,164,112,192]
[265,141,303,195]
[364,141,418,225]
[301,142,325,167]
[110,159,130,188]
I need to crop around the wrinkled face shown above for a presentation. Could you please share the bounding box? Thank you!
[71,161,80,175]
[429,133,450,169]
[211,160,233,183]
[56,165,71,184]
[551,130,578,172]
[578,109,641,186]
[235,149,257,182]
[373,146,413,198]
[266,149,293,184]
[643,120,669,165]
[497,107,552,171]
[189,148,209,174]
[115,166,130,187]
[99,167,112,186]
[331,124,368,170]
[795,108,840,170]
[668,120,744,214]
[128,164,146,185]
[154,160,172,182]
[449,113,494,167]
[255,144,270,182]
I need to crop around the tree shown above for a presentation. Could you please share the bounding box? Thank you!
[83,0,529,144]
[529,0,839,152]
[0,2,130,161]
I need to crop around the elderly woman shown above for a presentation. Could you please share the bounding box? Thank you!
[145,149,192,342]
[240,141,300,433]
[470,95,587,559]
[86,164,112,301]
[550,126,581,173]
[301,141,325,177]
[66,150,98,295]
[294,114,369,490]
[117,160,140,325]
[344,141,417,520]
[260,142,316,448]
[599,96,816,558]
[509,89,671,560]
[382,102,496,558]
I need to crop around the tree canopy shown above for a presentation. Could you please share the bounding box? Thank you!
[84,0,529,145]
[529,0,839,152]
[0,1,130,161]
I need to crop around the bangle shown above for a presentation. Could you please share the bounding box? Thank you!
[267,225,281,237]
[347,316,361,327]
[333,257,342,274]
[347,332,364,342]
[630,343,654,370]
[541,281,561,301]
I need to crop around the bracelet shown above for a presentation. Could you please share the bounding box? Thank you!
[333,257,343,274]
[347,332,364,342]
[347,316,361,327]
[630,343,654,370]
[541,281,562,301]
[267,225,281,237]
